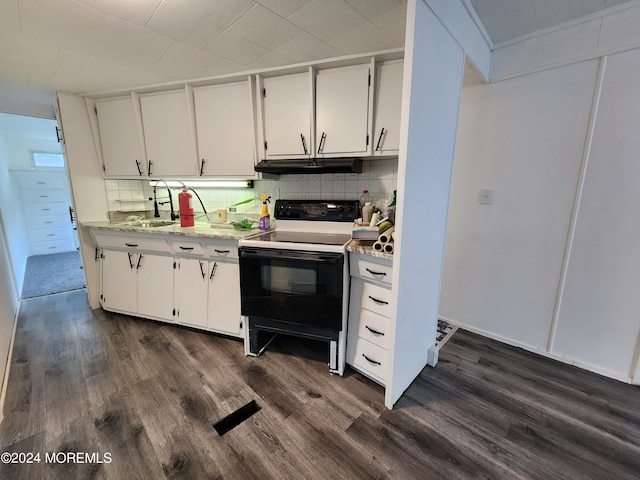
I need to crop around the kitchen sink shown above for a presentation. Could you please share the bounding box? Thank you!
[123,220,176,228]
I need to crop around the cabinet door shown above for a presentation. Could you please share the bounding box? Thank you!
[102,250,137,313]
[373,61,403,155]
[194,81,256,177]
[96,96,146,177]
[140,90,197,177]
[174,258,209,328]
[315,65,371,156]
[207,261,241,336]
[136,254,174,321]
[262,72,312,158]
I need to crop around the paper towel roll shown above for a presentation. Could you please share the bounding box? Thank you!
[378,226,395,243]
[383,242,394,254]
[373,241,384,251]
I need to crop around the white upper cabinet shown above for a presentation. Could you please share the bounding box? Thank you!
[95,95,147,177]
[193,79,256,177]
[140,89,198,177]
[260,71,313,158]
[315,64,372,156]
[373,60,403,156]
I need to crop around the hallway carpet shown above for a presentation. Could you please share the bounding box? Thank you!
[21,250,85,299]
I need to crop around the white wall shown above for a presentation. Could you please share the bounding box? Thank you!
[0,135,30,291]
[56,93,109,309]
[0,209,19,424]
[442,48,640,383]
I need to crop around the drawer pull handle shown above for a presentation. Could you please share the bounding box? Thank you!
[179,246,194,251]
[214,249,230,254]
[44,221,53,224]
[46,234,55,237]
[125,243,138,247]
[41,208,51,211]
[40,195,49,198]
[365,325,384,336]
[362,354,381,366]
[368,295,388,305]
[365,268,386,276]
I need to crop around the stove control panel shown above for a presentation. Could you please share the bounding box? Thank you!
[275,199,359,222]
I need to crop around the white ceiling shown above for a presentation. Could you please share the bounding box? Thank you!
[470,0,635,46]
[0,0,637,121]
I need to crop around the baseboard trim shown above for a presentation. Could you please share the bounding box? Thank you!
[0,302,20,425]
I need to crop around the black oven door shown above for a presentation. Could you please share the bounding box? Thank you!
[239,247,344,330]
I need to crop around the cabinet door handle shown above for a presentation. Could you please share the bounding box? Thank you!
[199,261,206,279]
[365,325,385,336]
[300,134,308,155]
[362,353,381,365]
[317,132,326,154]
[209,262,217,281]
[200,158,206,176]
[69,206,75,223]
[135,160,143,176]
[375,128,385,151]
[365,268,386,277]
[368,295,388,305]
[214,249,230,254]
[125,243,138,247]
[179,246,194,251]
[127,252,134,269]
[148,160,153,176]
[136,254,143,270]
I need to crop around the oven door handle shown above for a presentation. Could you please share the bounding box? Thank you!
[239,247,342,263]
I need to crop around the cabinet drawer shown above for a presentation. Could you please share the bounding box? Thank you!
[28,226,72,243]
[206,241,238,259]
[20,189,68,203]
[172,239,204,256]
[360,281,393,318]
[15,172,67,190]
[352,308,390,350]
[24,202,70,217]
[31,239,77,255]
[91,231,170,253]
[347,337,388,385]
[350,255,392,287]
[27,214,70,229]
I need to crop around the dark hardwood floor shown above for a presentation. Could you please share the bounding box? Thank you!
[1,290,639,479]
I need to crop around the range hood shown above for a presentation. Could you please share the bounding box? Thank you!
[255,158,363,175]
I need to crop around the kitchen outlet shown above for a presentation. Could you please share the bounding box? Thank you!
[479,188,494,205]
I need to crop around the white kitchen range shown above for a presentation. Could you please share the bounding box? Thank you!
[238,199,359,375]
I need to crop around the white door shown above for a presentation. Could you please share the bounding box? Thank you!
[373,61,403,155]
[315,65,371,156]
[194,81,256,177]
[262,72,312,158]
[136,253,174,321]
[207,261,241,336]
[96,96,146,177]
[101,250,137,313]
[174,258,209,328]
[140,90,197,177]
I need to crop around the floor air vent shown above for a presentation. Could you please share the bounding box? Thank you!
[212,400,261,436]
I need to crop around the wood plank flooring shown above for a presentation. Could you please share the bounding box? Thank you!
[1,289,639,479]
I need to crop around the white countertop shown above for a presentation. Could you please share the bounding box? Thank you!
[81,220,265,241]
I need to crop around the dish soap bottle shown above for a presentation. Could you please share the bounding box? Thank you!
[259,195,271,231]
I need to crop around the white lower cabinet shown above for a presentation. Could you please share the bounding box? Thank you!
[347,254,393,386]
[174,258,241,336]
[96,231,242,339]
[101,250,174,322]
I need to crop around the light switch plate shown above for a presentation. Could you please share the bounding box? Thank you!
[479,188,494,205]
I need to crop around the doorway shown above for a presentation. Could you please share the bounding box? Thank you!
[0,112,84,299]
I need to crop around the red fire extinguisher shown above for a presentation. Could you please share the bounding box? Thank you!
[178,188,195,227]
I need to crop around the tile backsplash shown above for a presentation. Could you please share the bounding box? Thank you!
[105,158,398,218]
